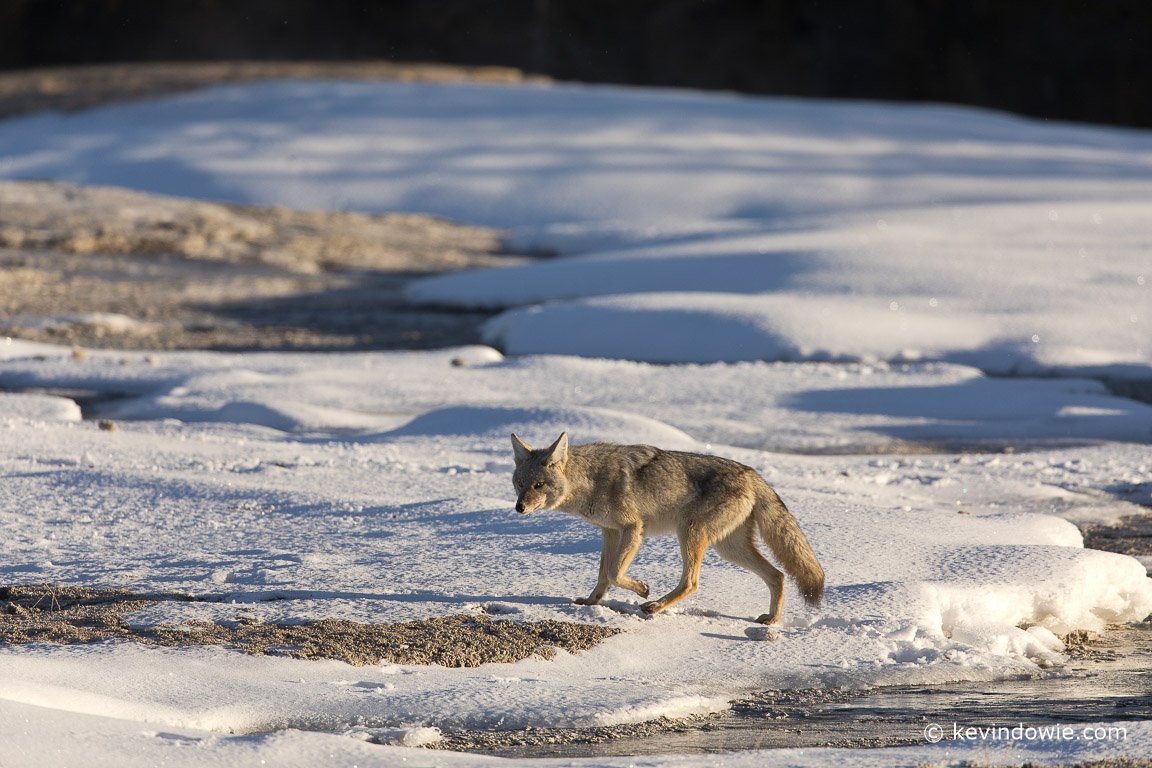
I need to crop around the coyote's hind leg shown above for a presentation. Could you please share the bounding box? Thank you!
[714,519,785,624]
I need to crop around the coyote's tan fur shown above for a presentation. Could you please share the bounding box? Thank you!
[511,432,824,624]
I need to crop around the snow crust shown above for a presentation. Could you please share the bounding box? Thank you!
[0,80,1150,765]
[0,343,1149,768]
[2,79,1147,373]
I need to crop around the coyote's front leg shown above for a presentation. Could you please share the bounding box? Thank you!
[574,525,648,605]
[641,523,707,615]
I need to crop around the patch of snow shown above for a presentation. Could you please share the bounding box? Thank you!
[0,392,82,423]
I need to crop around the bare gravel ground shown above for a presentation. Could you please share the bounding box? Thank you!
[0,60,543,119]
[0,584,618,668]
[0,179,523,351]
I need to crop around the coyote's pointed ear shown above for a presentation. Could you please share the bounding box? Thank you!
[511,433,533,464]
[544,431,569,468]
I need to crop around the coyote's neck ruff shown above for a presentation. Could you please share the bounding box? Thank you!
[511,432,824,624]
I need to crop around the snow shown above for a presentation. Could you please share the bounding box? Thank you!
[0,391,82,423]
[4,695,1147,768]
[433,202,1152,374]
[2,79,1148,374]
[0,343,1149,767]
[0,79,1150,766]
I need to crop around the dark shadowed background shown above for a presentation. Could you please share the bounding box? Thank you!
[1,0,1149,128]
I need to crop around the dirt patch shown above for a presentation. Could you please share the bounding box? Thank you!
[431,714,724,754]
[1083,513,1152,560]
[0,180,523,351]
[0,584,619,668]
[0,180,507,273]
[0,60,545,120]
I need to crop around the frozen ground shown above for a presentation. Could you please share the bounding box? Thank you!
[0,78,1150,766]
[0,179,512,351]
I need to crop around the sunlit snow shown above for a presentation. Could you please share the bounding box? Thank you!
[0,79,1150,767]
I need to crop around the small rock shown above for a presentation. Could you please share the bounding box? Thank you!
[745,626,781,641]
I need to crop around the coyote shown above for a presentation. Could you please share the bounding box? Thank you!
[511,432,824,624]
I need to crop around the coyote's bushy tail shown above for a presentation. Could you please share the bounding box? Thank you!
[754,485,824,608]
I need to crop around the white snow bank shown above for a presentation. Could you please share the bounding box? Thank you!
[4,81,1152,229]
[479,291,1003,365]
[2,80,1149,371]
[0,344,1148,745]
[0,337,71,360]
[0,392,82,423]
[451,201,1152,372]
[390,404,697,448]
[3,345,1149,451]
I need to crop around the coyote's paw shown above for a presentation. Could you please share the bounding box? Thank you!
[629,581,650,598]
[573,596,601,606]
[754,612,780,625]
[640,600,664,615]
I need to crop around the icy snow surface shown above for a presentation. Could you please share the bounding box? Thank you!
[2,79,1149,373]
[0,342,1149,767]
[1,79,1151,766]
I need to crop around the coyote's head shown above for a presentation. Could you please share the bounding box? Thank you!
[510,432,569,514]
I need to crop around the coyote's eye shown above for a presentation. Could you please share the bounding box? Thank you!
[533,482,545,490]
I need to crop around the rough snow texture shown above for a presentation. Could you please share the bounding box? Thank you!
[1,79,1147,373]
[0,342,1149,764]
[0,79,1150,766]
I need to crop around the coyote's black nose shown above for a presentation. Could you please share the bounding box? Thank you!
[515,501,525,513]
